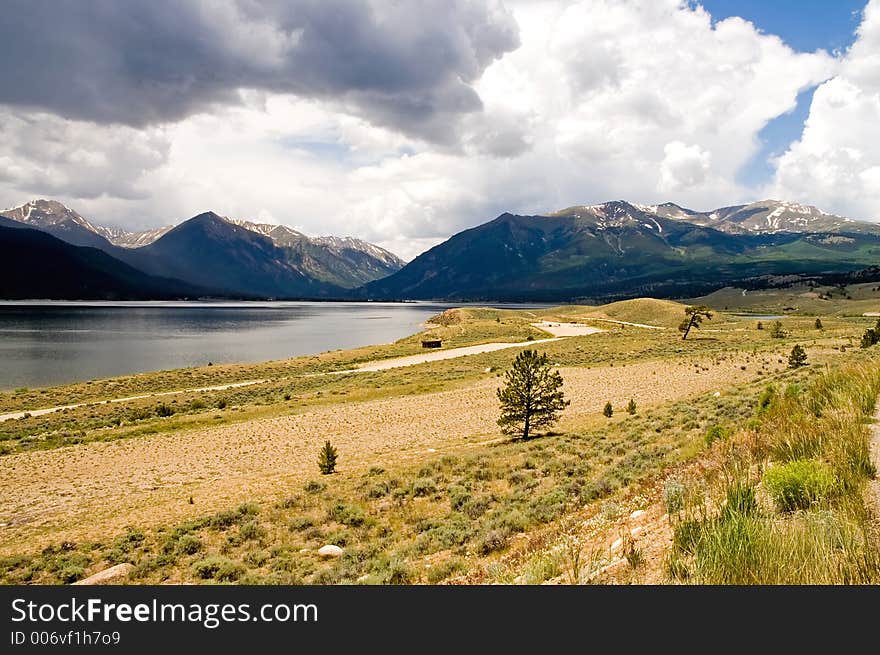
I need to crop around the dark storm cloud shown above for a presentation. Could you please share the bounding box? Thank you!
[0,0,519,143]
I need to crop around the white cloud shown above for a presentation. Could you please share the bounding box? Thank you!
[0,0,846,261]
[659,142,712,192]
[770,0,880,221]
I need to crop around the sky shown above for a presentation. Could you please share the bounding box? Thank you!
[0,0,878,261]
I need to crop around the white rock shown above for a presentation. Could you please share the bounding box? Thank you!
[72,563,134,585]
[610,538,623,552]
[318,544,344,558]
[630,526,644,538]
[713,391,721,397]
[629,509,646,520]
[427,448,437,453]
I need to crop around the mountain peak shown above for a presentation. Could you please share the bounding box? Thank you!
[2,198,90,227]
[188,211,226,223]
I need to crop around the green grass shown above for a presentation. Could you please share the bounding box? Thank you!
[667,358,880,585]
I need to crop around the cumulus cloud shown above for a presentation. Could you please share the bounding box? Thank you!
[0,0,854,261]
[770,0,880,220]
[0,0,519,144]
[0,110,169,200]
[659,142,712,192]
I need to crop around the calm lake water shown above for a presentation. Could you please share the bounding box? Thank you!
[0,301,547,390]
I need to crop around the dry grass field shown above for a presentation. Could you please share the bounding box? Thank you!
[1,297,878,585]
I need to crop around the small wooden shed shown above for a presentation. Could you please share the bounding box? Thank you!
[421,339,442,349]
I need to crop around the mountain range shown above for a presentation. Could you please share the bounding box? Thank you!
[0,200,404,300]
[2,198,879,302]
[361,200,880,302]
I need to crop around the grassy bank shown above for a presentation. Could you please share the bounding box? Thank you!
[663,359,880,584]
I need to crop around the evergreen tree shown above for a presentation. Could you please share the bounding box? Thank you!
[769,320,786,339]
[496,350,569,440]
[678,305,713,340]
[626,398,637,415]
[603,402,614,418]
[317,440,338,474]
[814,318,823,330]
[788,344,807,369]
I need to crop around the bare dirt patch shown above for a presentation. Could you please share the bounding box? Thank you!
[0,355,759,554]
[531,322,605,337]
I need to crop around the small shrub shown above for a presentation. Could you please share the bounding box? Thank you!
[192,556,244,581]
[447,484,471,511]
[304,480,326,494]
[663,478,685,515]
[382,559,414,585]
[327,503,367,527]
[756,385,776,414]
[705,424,731,446]
[603,402,613,418]
[239,520,267,541]
[427,558,467,584]
[769,321,786,339]
[175,534,202,555]
[288,516,314,531]
[477,528,510,555]
[626,398,637,415]
[763,460,836,512]
[411,477,437,497]
[814,318,823,330]
[216,398,228,409]
[155,403,175,417]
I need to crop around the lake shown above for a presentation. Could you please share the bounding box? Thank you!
[0,301,548,390]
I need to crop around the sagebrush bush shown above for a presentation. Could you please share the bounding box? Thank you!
[663,478,685,515]
[704,425,730,446]
[411,477,437,497]
[174,534,202,555]
[762,460,836,512]
[327,503,367,527]
[192,556,244,581]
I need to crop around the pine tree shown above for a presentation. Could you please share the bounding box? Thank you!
[603,402,613,418]
[317,440,338,474]
[769,320,786,339]
[626,398,637,415]
[678,305,713,340]
[814,318,823,330]
[788,344,807,369]
[496,350,569,440]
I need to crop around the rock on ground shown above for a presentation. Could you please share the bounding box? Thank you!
[318,544,344,558]
[72,563,134,585]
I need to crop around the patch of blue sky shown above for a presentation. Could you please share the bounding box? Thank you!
[695,1,867,187]
[697,0,866,54]
[736,85,818,188]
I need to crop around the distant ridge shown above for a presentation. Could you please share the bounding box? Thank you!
[0,200,405,297]
[361,200,880,302]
